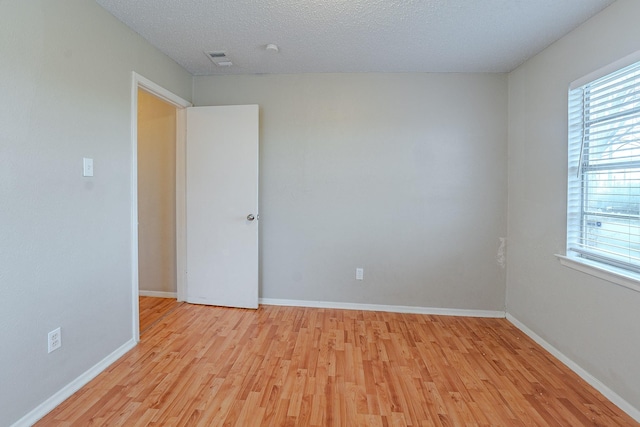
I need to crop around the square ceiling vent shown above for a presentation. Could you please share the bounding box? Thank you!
[206,51,233,67]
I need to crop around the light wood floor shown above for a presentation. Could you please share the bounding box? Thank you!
[37,304,637,426]
[138,296,182,334]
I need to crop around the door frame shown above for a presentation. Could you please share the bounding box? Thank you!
[131,72,192,342]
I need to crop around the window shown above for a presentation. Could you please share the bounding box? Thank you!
[567,59,640,274]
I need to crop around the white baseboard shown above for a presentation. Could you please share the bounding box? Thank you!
[506,314,640,423]
[259,298,505,318]
[10,339,137,427]
[138,290,177,298]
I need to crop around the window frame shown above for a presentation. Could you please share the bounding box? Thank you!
[562,51,640,293]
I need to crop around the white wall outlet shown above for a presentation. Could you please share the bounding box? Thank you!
[83,157,94,177]
[48,327,62,353]
[356,268,364,280]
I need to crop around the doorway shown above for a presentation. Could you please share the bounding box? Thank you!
[137,88,180,334]
[131,73,191,342]
[130,74,260,341]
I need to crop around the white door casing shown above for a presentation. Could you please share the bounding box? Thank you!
[186,105,259,309]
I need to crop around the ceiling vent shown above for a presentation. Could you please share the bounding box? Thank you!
[205,51,233,67]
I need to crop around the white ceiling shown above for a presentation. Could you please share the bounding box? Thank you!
[95,0,616,76]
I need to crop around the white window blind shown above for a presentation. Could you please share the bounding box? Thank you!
[568,59,640,273]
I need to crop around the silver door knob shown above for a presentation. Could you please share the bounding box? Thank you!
[247,214,255,221]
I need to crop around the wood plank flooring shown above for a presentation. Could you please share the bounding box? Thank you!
[37,304,638,426]
[139,296,182,334]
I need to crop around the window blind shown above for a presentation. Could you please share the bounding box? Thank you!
[567,60,640,273]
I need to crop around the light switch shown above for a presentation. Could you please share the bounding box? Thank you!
[83,158,94,177]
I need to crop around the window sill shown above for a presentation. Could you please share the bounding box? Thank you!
[555,254,640,294]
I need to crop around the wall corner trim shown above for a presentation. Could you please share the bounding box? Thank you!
[10,339,137,427]
[506,314,640,423]
[259,298,505,318]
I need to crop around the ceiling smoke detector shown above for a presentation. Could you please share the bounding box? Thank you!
[205,51,233,67]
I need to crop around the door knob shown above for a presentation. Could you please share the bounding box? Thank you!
[247,214,255,221]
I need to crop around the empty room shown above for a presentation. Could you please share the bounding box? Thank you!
[1,0,640,425]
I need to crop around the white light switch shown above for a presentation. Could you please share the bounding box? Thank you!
[83,158,94,177]
[356,268,364,280]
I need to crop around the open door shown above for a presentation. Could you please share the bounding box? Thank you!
[186,105,259,309]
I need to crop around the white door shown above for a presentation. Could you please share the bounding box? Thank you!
[186,105,259,309]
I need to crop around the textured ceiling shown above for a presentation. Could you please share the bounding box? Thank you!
[95,0,616,75]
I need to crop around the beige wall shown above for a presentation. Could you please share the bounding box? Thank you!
[507,0,640,412]
[193,73,508,311]
[0,0,191,425]
[137,89,177,294]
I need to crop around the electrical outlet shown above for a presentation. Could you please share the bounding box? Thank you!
[48,327,61,353]
[356,268,364,281]
[83,158,94,177]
